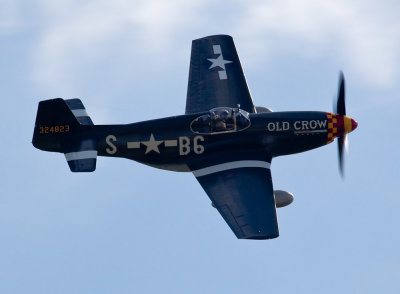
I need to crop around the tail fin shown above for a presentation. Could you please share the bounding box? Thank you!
[32,98,97,172]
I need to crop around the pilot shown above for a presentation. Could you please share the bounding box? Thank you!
[215,119,227,131]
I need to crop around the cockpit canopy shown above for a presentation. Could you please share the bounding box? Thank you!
[190,107,251,134]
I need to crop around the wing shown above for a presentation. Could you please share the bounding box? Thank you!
[185,35,256,114]
[193,161,279,239]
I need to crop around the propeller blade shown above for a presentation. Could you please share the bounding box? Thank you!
[335,71,348,177]
[344,134,349,152]
[336,72,346,116]
[338,135,345,177]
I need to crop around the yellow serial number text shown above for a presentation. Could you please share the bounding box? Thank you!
[40,125,70,134]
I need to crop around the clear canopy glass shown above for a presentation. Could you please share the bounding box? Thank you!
[190,107,251,134]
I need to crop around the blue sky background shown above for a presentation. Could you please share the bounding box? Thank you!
[1,0,400,293]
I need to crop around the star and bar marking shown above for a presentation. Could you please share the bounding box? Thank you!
[105,133,205,156]
[207,45,233,80]
[127,133,178,154]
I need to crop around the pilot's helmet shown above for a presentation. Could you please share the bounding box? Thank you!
[219,109,230,119]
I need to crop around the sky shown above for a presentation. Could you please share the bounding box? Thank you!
[1,0,400,293]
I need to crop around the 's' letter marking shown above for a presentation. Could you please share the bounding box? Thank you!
[106,135,117,155]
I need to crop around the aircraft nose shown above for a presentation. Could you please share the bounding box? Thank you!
[343,116,358,133]
[351,118,358,131]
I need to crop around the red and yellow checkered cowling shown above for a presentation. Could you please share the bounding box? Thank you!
[326,113,338,144]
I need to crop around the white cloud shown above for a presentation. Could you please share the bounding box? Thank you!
[238,0,400,87]
[25,0,400,90]
[30,0,204,91]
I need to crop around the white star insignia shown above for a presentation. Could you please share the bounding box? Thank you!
[208,55,233,70]
[142,133,163,154]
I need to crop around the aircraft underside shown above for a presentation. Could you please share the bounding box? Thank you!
[32,35,357,239]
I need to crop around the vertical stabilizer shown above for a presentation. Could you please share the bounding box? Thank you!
[32,98,97,172]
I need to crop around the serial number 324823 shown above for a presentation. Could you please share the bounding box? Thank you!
[39,125,70,134]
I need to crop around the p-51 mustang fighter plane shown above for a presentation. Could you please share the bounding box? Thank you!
[32,35,357,240]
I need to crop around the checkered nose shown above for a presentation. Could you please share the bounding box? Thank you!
[326,113,358,143]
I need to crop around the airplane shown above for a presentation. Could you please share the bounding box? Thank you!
[32,35,358,240]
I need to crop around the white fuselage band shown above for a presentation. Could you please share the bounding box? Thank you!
[65,150,97,161]
[192,160,270,177]
[71,109,89,118]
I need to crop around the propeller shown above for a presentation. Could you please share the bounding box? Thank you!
[336,72,346,176]
[334,71,357,177]
[336,72,346,116]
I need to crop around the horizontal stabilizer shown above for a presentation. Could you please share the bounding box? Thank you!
[65,98,94,125]
[66,153,97,172]
[64,138,97,172]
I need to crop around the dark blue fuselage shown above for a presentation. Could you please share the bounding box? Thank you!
[94,110,330,172]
